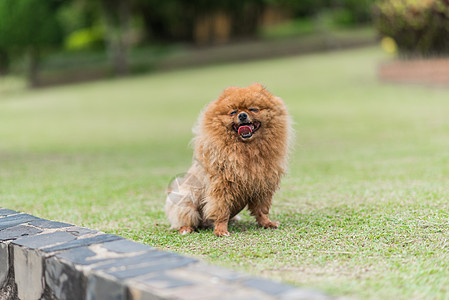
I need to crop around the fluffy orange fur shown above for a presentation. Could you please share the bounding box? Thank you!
[165,83,292,236]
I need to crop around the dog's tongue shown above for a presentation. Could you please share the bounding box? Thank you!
[238,125,252,136]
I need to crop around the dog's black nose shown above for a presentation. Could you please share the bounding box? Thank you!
[238,112,248,121]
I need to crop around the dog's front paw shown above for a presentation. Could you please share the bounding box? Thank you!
[260,220,280,229]
[214,229,231,237]
[179,226,194,235]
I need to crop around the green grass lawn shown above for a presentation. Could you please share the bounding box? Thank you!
[1,46,449,299]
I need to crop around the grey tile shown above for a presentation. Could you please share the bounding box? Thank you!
[107,257,197,280]
[45,256,87,300]
[14,231,76,249]
[127,286,163,300]
[0,208,18,216]
[243,278,295,296]
[64,227,98,236]
[56,247,116,265]
[187,263,246,282]
[93,251,175,271]
[87,274,126,300]
[0,243,9,287]
[29,219,73,229]
[0,214,40,230]
[0,225,42,241]
[281,288,333,300]
[13,246,44,300]
[137,273,193,289]
[102,239,153,254]
[43,234,122,252]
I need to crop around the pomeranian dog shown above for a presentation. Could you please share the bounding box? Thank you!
[165,83,292,236]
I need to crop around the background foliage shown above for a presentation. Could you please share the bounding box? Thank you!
[373,0,449,57]
[1,0,448,85]
[0,0,377,86]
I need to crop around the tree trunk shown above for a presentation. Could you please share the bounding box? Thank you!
[28,47,40,88]
[0,48,9,76]
[101,0,131,76]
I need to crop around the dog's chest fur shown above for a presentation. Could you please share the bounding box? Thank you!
[201,142,283,198]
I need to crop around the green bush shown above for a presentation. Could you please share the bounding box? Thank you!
[65,27,104,51]
[373,0,449,57]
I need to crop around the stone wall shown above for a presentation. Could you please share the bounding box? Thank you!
[0,208,332,300]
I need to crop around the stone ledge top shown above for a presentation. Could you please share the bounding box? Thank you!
[0,207,335,300]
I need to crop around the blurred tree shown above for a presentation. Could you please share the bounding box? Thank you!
[134,0,189,42]
[133,0,375,45]
[133,0,266,45]
[58,0,100,36]
[269,0,375,23]
[58,0,105,51]
[59,0,132,76]
[343,0,376,24]
[0,49,8,75]
[99,0,132,76]
[270,0,324,17]
[0,0,380,86]
[0,0,63,87]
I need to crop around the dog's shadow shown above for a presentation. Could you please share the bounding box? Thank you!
[228,218,260,232]
[192,217,273,235]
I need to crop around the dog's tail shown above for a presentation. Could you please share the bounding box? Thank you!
[165,173,202,230]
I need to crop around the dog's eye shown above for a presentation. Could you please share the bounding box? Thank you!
[249,108,259,113]
[230,110,237,116]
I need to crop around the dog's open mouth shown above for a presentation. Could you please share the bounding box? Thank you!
[233,122,261,139]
